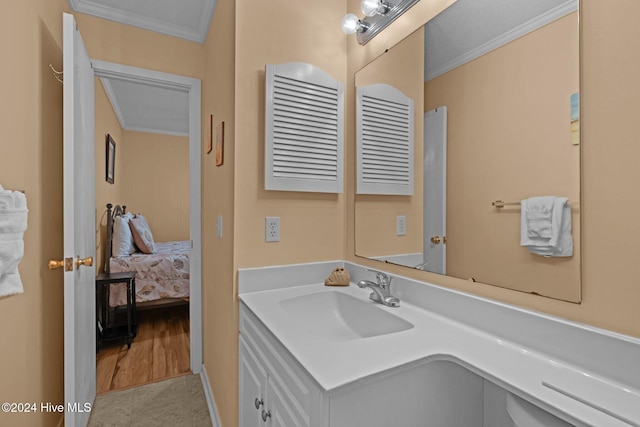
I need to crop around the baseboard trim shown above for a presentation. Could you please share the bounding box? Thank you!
[200,365,222,427]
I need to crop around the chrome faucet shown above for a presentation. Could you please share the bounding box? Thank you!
[357,268,400,307]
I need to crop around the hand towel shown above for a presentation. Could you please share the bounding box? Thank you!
[523,196,555,240]
[520,196,573,257]
[0,185,28,297]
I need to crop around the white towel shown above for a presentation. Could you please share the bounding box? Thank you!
[520,196,573,257]
[0,185,28,297]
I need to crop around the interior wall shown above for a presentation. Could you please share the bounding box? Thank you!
[119,131,190,243]
[0,0,68,425]
[73,16,204,80]
[423,13,580,301]
[202,0,236,425]
[233,0,348,270]
[354,28,424,259]
[348,0,640,339]
[0,3,204,425]
[95,78,123,272]
[207,1,350,426]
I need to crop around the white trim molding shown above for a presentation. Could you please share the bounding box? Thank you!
[67,0,216,43]
[200,366,222,427]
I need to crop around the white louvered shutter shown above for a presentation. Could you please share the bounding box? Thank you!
[265,63,344,193]
[357,83,414,195]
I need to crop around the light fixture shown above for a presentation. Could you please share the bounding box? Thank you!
[341,13,369,34]
[341,0,421,45]
[361,0,390,17]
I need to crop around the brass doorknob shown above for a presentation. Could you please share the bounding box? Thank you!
[48,259,64,270]
[76,256,93,268]
[430,236,441,244]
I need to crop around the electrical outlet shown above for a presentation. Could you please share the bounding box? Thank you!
[396,215,407,236]
[265,216,280,242]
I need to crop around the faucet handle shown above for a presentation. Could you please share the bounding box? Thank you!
[365,268,392,288]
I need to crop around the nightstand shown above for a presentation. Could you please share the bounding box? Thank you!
[96,271,138,351]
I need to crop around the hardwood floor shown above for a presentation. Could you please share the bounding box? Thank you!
[96,304,190,394]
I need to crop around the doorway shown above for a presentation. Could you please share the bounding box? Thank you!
[92,61,202,392]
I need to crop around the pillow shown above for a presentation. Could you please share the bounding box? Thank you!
[112,213,136,257]
[129,215,157,254]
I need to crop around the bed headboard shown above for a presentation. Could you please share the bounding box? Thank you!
[104,203,126,274]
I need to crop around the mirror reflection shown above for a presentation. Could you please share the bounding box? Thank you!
[355,0,581,302]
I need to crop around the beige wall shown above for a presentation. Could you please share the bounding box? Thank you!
[201,0,237,425]
[205,1,350,425]
[348,0,640,339]
[233,0,347,270]
[120,131,190,243]
[0,1,203,425]
[422,13,580,301]
[354,28,424,259]
[95,78,123,272]
[0,1,67,425]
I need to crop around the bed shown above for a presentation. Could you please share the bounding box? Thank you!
[104,203,190,309]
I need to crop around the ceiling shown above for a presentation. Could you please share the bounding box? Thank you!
[68,0,214,136]
[99,77,190,137]
[424,0,578,81]
[67,0,217,43]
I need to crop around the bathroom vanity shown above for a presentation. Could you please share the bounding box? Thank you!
[238,261,640,427]
[240,301,487,426]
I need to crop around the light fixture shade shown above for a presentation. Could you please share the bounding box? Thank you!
[361,0,388,17]
[341,14,361,34]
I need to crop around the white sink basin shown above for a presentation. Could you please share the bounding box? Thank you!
[278,290,414,341]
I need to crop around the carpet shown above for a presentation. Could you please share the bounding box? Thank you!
[87,374,212,426]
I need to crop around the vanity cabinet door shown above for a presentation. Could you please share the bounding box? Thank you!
[240,336,268,427]
[240,303,326,427]
[264,379,305,427]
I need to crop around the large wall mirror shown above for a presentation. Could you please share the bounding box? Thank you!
[355,0,581,302]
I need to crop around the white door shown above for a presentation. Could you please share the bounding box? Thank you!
[62,12,96,427]
[423,107,447,275]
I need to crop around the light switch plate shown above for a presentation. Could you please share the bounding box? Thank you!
[216,215,223,239]
[397,215,407,236]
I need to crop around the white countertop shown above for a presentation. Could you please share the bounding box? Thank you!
[239,279,640,427]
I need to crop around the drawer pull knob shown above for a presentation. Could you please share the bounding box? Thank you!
[262,409,271,422]
[254,398,264,410]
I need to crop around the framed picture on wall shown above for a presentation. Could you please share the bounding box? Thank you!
[106,134,116,184]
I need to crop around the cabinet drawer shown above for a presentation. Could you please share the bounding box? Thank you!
[240,303,324,427]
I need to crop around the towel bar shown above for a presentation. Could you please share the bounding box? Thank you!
[492,199,580,208]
